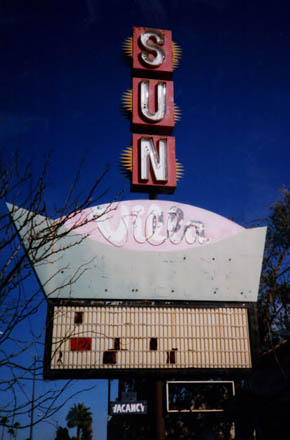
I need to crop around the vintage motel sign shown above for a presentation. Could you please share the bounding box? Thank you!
[121,26,182,194]
[7,26,266,380]
[8,200,265,378]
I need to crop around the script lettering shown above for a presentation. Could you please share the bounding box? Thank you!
[90,203,210,248]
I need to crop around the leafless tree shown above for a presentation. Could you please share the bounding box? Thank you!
[0,149,109,431]
[258,187,290,349]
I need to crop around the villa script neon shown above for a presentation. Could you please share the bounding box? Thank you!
[89,203,210,247]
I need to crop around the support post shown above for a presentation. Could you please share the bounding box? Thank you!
[152,380,165,440]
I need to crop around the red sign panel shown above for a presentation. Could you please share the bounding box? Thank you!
[131,133,176,193]
[70,337,92,351]
[132,27,173,76]
[132,77,175,133]
[128,26,179,194]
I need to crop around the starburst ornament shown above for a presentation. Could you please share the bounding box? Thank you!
[120,146,184,182]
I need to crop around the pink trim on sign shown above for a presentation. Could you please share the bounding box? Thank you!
[63,200,244,251]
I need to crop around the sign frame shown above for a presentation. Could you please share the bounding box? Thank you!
[166,380,235,413]
[43,299,260,380]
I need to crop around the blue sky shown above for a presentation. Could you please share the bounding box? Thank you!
[1,0,290,438]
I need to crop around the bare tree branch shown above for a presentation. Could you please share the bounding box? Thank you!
[0,148,109,429]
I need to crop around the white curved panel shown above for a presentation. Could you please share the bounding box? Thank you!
[7,202,266,302]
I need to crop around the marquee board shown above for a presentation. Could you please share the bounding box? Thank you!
[43,302,258,379]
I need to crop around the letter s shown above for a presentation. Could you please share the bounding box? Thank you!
[140,29,166,67]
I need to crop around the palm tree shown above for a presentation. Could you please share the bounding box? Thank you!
[81,423,92,440]
[55,426,71,440]
[66,403,92,440]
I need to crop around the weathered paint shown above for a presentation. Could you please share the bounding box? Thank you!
[132,27,173,76]
[7,201,266,302]
[131,137,176,193]
[50,305,252,370]
[52,200,245,251]
[132,78,175,131]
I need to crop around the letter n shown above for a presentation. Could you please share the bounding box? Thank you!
[132,134,176,194]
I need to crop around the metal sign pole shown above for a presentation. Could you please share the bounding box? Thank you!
[152,379,165,440]
[148,192,165,439]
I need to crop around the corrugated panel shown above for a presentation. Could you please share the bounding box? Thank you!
[50,306,252,370]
